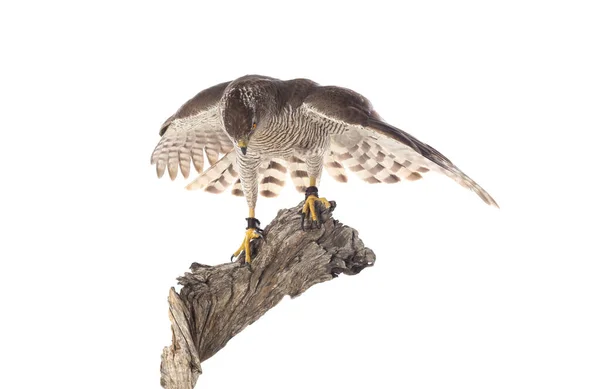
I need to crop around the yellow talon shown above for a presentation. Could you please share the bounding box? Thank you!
[301,191,334,230]
[302,195,331,221]
[232,228,263,263]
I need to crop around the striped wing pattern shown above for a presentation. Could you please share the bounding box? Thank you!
[151,107,233,180]
[301,87,498,207]
[329,135,429,185]
[185,152,237,193]
[153,78,496,208]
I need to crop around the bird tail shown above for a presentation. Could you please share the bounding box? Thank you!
[231,158,289,198]
[186,153,289,199]
[287,156,314,193]
[258,159,288,198]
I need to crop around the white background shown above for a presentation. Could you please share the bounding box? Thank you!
[1,1,599,388]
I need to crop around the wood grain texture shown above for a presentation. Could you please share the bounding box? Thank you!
[160,202,376,388]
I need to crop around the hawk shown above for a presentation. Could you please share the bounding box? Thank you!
[151,75,498,263]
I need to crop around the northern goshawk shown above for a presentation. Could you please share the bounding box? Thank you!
[151,75,498,262]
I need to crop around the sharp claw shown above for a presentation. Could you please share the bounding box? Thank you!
[230,254,235,262]
[300,195,335,231]
[316,207,323,227]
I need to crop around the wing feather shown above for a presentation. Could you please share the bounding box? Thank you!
[151,81,232,180]
[302,86,498,207]
[185,152,236,191]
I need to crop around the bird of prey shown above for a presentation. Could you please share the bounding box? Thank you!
[151,75,497,263]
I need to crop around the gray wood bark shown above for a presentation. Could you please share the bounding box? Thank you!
[160,202,376,389]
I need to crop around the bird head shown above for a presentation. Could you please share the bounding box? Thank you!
[222,87,263,156]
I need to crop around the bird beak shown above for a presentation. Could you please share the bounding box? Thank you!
[238,140,248,155]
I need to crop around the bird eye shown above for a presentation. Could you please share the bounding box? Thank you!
[252,123,257,129]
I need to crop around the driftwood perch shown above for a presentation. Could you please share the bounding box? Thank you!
[160,202,376,389]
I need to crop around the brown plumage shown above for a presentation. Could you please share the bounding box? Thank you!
[151,75,498,209]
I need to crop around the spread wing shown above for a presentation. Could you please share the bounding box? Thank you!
[302,86,498,207]
[151,81,233,180]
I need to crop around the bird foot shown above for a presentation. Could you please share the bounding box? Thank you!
[231,218,265,264]
[300,186,335,230]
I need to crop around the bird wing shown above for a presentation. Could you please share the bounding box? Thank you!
[151,81,233,180]
[302,86,498,207]
[185,152,238,193]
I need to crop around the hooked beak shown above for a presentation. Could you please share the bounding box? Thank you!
[238,139,248,155]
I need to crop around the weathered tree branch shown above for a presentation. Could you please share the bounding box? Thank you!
[160,202,376,389]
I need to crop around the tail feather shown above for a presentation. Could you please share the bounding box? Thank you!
[287,156,312,193]
[231,179,243,197]
[228,158,288,198]
[259,159,287,198]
